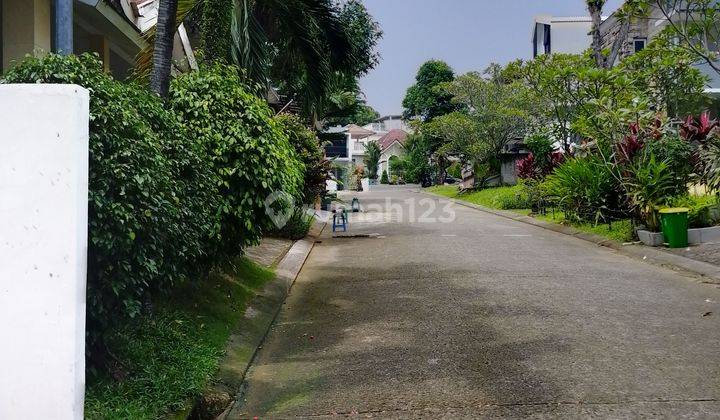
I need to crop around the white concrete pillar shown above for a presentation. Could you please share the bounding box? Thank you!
[0,84,89,420]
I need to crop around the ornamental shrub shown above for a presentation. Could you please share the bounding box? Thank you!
[275,114,329,204]
[543,156,620,223]
[169,65,304,255]
[2,54,218,335]
[380,169,389,184]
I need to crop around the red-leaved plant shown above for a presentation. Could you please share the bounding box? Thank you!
[680,111,718,143]
[617,123,644,164]
[517,152,565,180]
[517,154,537,179]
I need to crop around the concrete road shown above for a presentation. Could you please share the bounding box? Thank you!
[229,186,720,418]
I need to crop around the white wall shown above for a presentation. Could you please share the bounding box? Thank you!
[551,20,593,55]
[0,85,89,420]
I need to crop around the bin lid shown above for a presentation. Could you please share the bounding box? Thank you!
[658,207,690,214]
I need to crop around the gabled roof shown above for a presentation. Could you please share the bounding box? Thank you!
[377,129,408,152]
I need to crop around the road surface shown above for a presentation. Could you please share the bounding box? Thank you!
[229,186,720,418]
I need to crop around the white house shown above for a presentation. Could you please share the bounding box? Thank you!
[532,15,596,57]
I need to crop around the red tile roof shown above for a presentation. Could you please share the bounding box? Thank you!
[377,129,408,151]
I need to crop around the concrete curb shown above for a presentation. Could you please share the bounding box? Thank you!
[419,190,720,285]
[196,220,326,420]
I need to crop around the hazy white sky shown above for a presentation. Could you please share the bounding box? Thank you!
[359,0,623,116]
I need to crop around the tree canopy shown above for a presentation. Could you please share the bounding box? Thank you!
[402,60,458,121]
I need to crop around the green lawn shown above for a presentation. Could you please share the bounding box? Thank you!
[426,184,530,210]
[426,185,634,243]
[85,257,275,420]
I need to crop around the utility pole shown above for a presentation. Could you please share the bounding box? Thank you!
[53,0,73,55]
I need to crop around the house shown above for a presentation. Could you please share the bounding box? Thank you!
[377,129,408,178]
[532,15,597,57]
[322,116,411,185]
[1,0,196,78]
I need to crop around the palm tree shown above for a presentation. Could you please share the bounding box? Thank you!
[150,0,179,98]
[142,0,356,114]
[232,0,355,119]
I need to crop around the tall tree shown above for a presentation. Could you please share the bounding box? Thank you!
[364,141,381,180]
[150,0,179,98]
[402,60,457,121]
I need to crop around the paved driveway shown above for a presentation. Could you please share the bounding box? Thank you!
[228,186,720,418]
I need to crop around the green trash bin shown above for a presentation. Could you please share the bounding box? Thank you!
[659,207,690,248]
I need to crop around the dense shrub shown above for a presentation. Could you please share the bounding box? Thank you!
[624,153,678,231]
[275,114,329,204]
[543,156,621,223]
[269,207,315,240]
[2,54,219,334]
[380,170,389,184]
[170,65,304,256]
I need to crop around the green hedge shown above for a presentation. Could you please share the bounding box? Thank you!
[275,114,329,205]
[2,55,305,344]
[170,65,304,255]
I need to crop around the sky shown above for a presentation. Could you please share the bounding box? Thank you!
[359,0,623,116]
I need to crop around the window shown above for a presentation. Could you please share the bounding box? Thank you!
[543,24,551,54]
[633,37,646,53]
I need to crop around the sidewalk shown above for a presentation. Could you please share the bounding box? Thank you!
[665,242,720,267]
[244,237,294,268]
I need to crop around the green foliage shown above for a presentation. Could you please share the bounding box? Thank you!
[339,0,383,77]
[398,133,431,183]
[2,54,221,333]
[275,114,329,204]
[85,257,273,419]
[403,60,457,121]
[380,169,389,184]
[619,34,708,117]
[643,134,695,194]
[447,162,462,179]
[443,69,540,175]
[544,157,619,223]
[524,133,554,162]
[170,64,304,253]
[231,0,381,120]
[364,141,381,180]
[506,54,596,152]
[324,102,380,127]
[624,153,679,231]
[201,0,232,62]
[270,207,315,240]
[670,194,719,228]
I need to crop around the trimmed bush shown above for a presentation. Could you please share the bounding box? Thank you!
[2,54,220,336]
[275,114,329,204]
[2,55,305,349]
[170,65,304,258]
[380,170,389,184]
